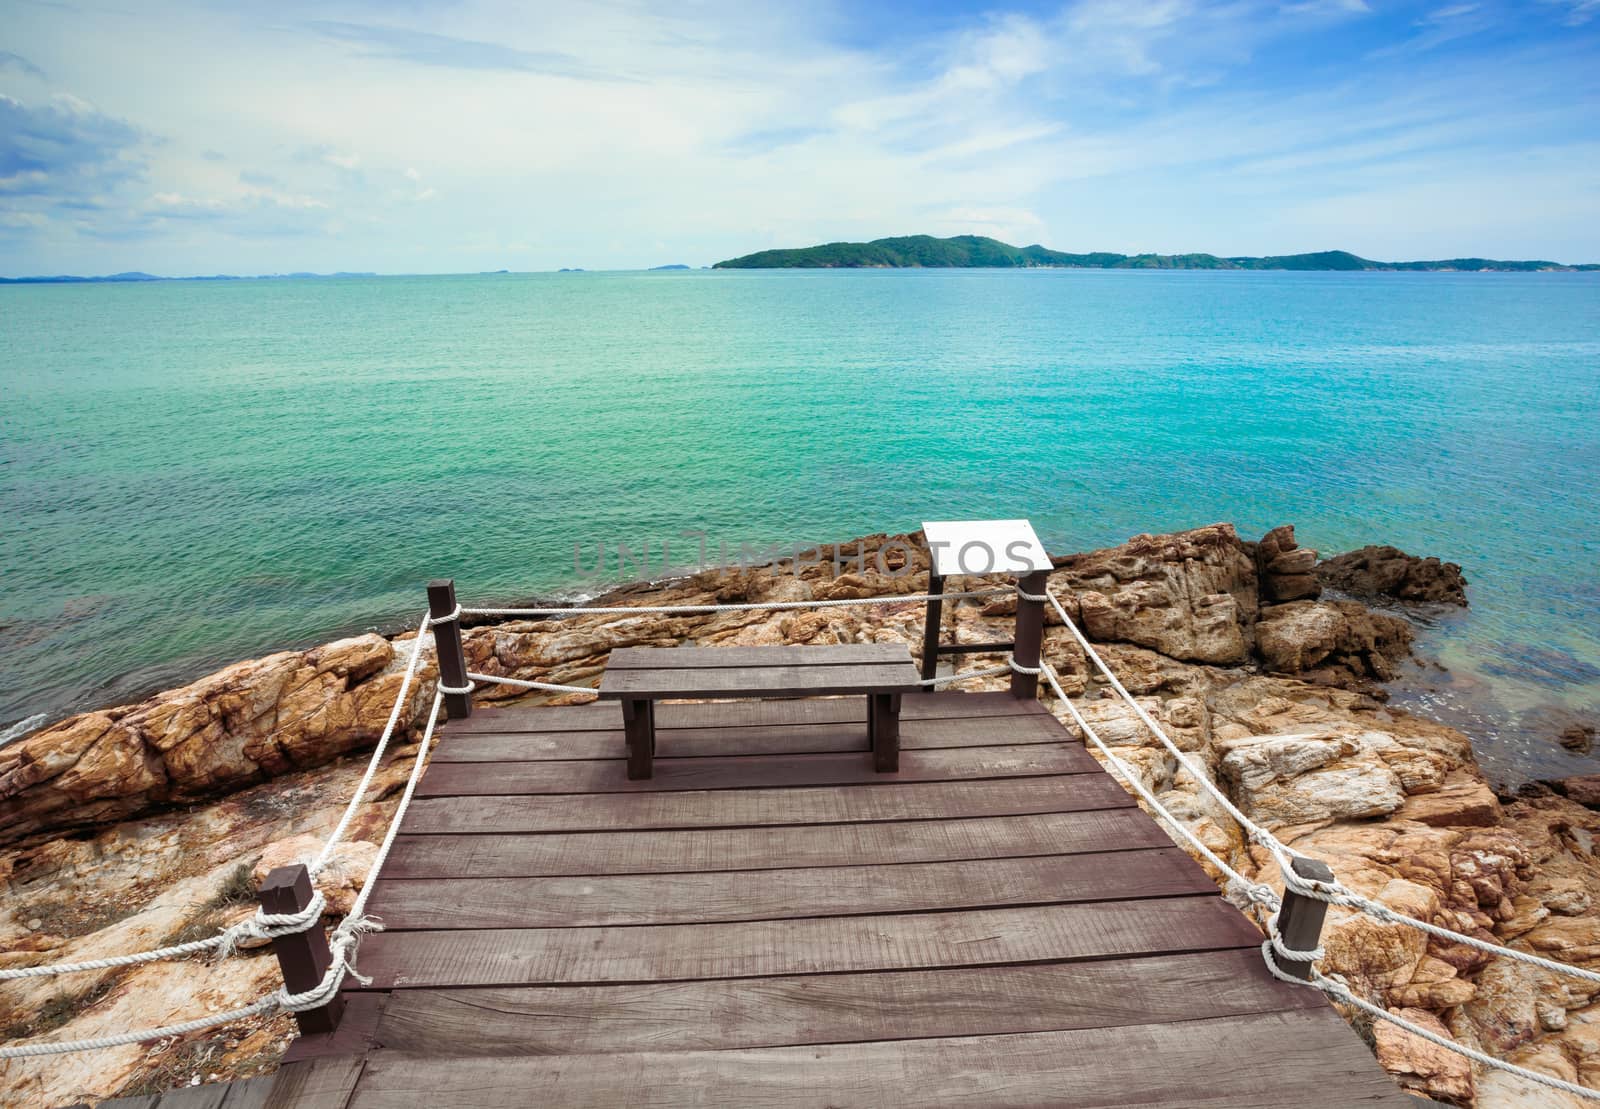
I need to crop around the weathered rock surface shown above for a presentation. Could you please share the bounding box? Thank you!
[1255,599,1415,684]
[1319,544,1469,606]
[1256,524,1322,603]
[0,524,1578,1108]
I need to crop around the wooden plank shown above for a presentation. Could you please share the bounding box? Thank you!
[387,807,1160,879]
[366,848,1214,928]
[415,743,1099,797]
[258,1055,366,1108]
[607,644,911,669]
[402,773,1133,836]
[345,1010,1412,1107]
[430,712,1070,762]
[371,950,1327,1056]
[439,691,1049,735]
[597,663,920,699]
[348,897,1259,989]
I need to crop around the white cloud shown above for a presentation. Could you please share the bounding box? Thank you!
[1,0,1596,272]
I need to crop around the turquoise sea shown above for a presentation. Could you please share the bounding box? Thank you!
[2,269,1597,783]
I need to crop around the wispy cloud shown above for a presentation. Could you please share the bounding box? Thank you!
[303,20,630,80]
[0,51,47,80]
[2,0,1597,272]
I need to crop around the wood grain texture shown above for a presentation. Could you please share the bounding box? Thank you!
[438,690,1049,735]
[597,662,920,699]
[607,644,912,669]
[349,897,1259,989]
[415,743,1099,797]
[346,1010,1413,1107]
[371,950,1327,1056]
[386,808,1162,879]
[401,772,1134,836]
[430,712,1070,762]
[365,848,1215,928]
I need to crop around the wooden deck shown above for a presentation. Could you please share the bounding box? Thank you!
[104,692,1413,1107]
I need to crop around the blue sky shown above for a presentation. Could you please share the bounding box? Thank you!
[1,0,1597,274]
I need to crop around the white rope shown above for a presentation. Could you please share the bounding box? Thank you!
[0,996,283,1059]
[0,895,326,981]
[1258,941,1600,1101]
[0,612,434,984]
[437,680,475,696]
[1037,661,1278,909]
[460,588,1009,618]
[427,604,461,626]
[1279,867,1600,986]
[917,664,1013,688]
[1043,650,1600,1098]
[465,671,600,697]
[0,692,444,1059]
[1042,587,1600,985]
[311,612,432,875]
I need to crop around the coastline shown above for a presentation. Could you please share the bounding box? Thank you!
[3,523,1600,1105]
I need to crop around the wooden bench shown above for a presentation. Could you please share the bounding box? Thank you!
[597,644,923,779]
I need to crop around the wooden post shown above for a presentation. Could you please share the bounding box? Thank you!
[623,698,654,780]
[918,573,945,691]
[1276,856,1335,980]
[427,579,472,721]
[1009,569,1049,700]
[871,693,900,772]
[260,864,343,1034]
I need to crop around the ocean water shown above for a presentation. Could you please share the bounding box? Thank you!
[2,269,1597,782]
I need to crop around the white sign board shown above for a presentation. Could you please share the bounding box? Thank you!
[921,519,1052,577]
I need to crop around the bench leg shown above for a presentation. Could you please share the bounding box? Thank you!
[871,693,900,773]
[623,698,655,780]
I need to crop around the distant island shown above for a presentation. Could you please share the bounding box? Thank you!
[0,271,378,285]
[713,235,1599,272]
[650,264,691,271]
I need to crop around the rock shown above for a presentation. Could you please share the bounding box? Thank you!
[0,633,431,844]
[1218,731,1353,792]
[253,835,378,917]
[1396,777,1502,827]
[1233,757,1406,826]
[1254,600,1414,683]
[1254,524,1321,603]
[1372,1006,1475,1103]
[1051,524,1257,664]
[1552,776,1600,808]
[1322,878,1438,993]
[1317,544,1468,606]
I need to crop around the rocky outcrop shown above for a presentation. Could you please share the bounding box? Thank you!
[1051,523,1259,664]
[0,635,436,842]
[1255,599,1415,685]
[1319,544,1469,606]
[1256,524,1322,603]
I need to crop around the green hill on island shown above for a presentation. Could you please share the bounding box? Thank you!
[712,235,1597,272]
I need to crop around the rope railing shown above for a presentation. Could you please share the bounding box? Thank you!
[0,690,445,1059]
[1,614,434,987]
[457,587,1008,619]
[1033,588,1600,1100]
[1036,587,1600,985]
